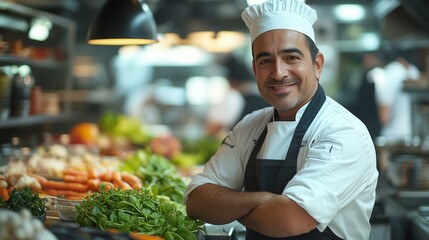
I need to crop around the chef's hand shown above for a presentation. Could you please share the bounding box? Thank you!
[238,195,318,237]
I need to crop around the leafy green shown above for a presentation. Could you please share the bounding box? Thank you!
[75,187,204,240]
[181,135,221,164]
[0,187,46,216]
[99,112,151,145]
[120,149,188,204]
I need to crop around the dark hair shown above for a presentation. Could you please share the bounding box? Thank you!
[305,35,319,64]
[251,34,319,64]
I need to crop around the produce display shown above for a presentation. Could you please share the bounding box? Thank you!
[0,113,224,239]
[75,187,204,240]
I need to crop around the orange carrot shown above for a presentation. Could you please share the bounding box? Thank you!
[0,187,9,201]
[86,178,114,192]
[66,194,87,200]
[130,233,165,240]
[99,169,113,182]
[112,171,123,186]
[119,181,133,190]
[44,180,88,192]
[43,189,87,199]
[63,168,88,177]
[121,172,142,190]
[64,174,88,184]
[87,179,101,192]
[98,181,114,190]
[87,168,100,179]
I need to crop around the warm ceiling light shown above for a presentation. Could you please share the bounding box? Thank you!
[87,0,158,45]
[186,31,246,53]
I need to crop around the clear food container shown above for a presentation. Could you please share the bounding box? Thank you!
[52,197,82,221]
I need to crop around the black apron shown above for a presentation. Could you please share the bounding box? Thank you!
[243,85,343,240]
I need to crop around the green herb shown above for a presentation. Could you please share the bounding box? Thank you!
[75,187,204,240]
[0,187,46,216]
[120,149,188,204]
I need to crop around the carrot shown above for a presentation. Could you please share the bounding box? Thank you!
[66,194,87,200]
[44,180,88,192]
[98,181,114,190]
[44,189,87,199]
[119,181,133,190]
[0,187,9,201]
[87,168,100,179]
[121,172,142,190]
[64,174,88,184]
[88,180,114,191]
[63,168,88,177]
[99,169,113,182]
[87,178,101,192]
[112,171,122,186]
[130,233,165,240]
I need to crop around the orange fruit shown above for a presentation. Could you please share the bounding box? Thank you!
[69,123,99,145]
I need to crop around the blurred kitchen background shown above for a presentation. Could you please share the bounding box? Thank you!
[0,0,429,239]
[1,0,428,140]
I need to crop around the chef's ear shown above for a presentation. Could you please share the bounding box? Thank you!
[314,52,324,80]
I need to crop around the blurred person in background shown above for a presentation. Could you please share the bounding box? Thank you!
[205,55,269,137]
[354,52,388,140]
[376,51,421,143]
[186,0,378,239]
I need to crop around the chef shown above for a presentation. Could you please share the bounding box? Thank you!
[185,0,379,239]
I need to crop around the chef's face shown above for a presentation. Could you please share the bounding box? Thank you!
[252,29,324,121]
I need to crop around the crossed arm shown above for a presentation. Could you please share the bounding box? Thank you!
[185,183,318,237]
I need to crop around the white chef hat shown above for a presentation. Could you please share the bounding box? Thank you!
[241,0,318,44]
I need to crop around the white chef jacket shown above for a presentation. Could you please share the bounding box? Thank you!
[185,96,379,240]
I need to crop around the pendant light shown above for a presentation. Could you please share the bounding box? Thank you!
[87,0,158,45]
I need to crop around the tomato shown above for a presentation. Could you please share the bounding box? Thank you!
[69,123,99,145]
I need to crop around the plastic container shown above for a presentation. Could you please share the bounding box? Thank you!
[52,197,82,221]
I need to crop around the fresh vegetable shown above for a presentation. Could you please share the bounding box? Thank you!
[0,209,57,240]
[120,150,187,204]
[121,172,142,189]
[44,180,89,192]
[75,187,204,240]
[0,187,46,217]
[181,135,221,164]
[0,187,9,201]
[99,112,151,146]
[69,122,100,145]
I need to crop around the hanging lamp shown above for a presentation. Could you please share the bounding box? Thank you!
[87,0,158,45]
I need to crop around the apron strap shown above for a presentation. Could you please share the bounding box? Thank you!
[285,85,326,160]
[244,126,268,191]
[274,84,326,192]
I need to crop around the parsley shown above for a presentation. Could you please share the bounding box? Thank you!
[0,187,46,216]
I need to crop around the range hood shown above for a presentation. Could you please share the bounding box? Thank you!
[374,0,429,49]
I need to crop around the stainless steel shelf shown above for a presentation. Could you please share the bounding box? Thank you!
[0,113,73,129]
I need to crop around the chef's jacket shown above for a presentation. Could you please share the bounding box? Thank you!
[185,96,379,240]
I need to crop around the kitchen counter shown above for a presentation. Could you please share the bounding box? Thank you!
[377,172,429,240]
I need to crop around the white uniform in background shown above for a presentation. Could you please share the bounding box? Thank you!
[376,61,420,142]
[206,88,245,131]
[185,96,379,240]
